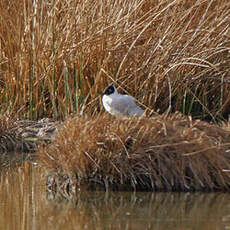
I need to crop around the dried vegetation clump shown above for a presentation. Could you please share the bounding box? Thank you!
[39,113,230,192]
[0,114,29,153]
[0,114,59,153]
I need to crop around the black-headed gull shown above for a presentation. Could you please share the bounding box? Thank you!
[102,85,144,118]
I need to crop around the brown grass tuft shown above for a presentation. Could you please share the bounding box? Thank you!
[39,113,230,191]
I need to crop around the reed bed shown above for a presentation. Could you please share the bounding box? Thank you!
[0,0,230,120]
[39,113,230,192]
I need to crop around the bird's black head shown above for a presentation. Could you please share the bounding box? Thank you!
[102,85,116,96]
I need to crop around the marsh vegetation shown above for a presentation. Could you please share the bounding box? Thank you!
[0,0,229,120]
[0,0,230,192]
[40,113,230,192]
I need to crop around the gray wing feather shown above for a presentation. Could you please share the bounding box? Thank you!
[111,95,144,116]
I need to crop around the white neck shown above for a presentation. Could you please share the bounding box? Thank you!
[113,88,118,94]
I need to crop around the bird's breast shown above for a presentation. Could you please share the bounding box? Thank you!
[102,95,113,112]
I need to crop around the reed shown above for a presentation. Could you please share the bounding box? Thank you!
[0,0,229,120]
[39,113,230,191]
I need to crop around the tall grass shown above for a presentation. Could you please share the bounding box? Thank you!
[0,0,229,120]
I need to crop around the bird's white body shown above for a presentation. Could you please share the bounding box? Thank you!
[102,86,144,118]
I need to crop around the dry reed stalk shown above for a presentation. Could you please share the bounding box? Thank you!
[39,113,230,191]
[0,0,229,120]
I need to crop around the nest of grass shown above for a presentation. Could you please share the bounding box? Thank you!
[39,113,230,192]
[0,115,59,153]
[0,114,33,153]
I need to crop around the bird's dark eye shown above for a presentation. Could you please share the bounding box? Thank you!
[103,85,115,95]
[107,86,113,94]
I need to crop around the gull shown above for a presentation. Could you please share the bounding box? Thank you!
[102,85,144,118]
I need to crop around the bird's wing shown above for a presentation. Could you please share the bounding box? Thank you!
[111,95,143,115]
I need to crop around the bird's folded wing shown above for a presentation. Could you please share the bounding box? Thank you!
[110,95,139,115]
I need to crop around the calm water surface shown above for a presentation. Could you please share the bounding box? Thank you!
[0,155,230,230]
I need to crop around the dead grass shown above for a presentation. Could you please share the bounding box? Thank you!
[39,113,230,191]
[0,0,230,120]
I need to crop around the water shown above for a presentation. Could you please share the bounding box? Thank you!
[1,157,230,230]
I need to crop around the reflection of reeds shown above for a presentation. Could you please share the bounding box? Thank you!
[39,113,230,192]
[1,163,230,230]
[0,162,46,230]
[0,1,230,120]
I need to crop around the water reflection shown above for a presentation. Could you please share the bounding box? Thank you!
[0,161,230,230]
